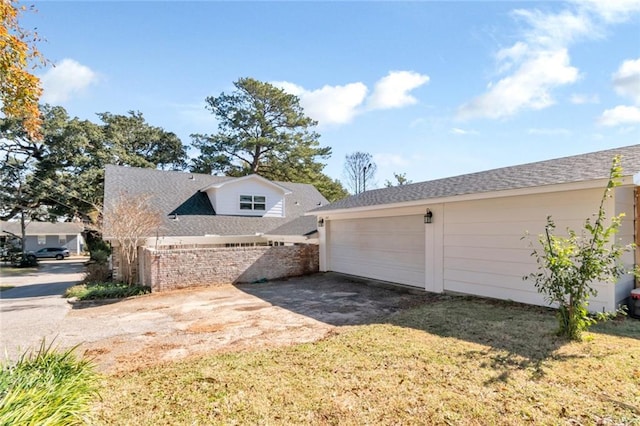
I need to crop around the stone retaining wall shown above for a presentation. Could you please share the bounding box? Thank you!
[141,244,319,292]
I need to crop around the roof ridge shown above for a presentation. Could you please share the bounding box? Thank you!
[315,144,640,212]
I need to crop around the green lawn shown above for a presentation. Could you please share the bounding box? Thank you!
[96,296,640,425]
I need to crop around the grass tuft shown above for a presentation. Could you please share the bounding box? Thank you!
[0,340,100,425]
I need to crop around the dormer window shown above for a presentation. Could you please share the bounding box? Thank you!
[240,195,266,211]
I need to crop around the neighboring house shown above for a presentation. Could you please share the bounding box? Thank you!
[312,145,640,312]
[102,165,328,286]
[103,165,327,242]
[0,221,85,255]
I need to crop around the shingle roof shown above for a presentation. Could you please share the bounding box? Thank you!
[1,221,83,236]
[103,165,327,237]
[314,145,640,212]
[266,216,319,236]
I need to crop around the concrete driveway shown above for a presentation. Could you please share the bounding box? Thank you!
[0,258,86,361]
[1,261,430,373]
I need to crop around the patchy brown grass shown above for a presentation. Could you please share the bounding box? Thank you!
[95,297,640,425]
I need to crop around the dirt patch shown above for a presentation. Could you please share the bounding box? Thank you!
[186,321,242,333]
[57,273,431,373]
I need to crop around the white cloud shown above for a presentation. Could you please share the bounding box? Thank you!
[40,59,98,103]
[273,81,367,125]
[456,2,640,121]
[570,93,599,104]
[366,71,430,110]
[450,127,479,135]
[272,81,305,97]
[273,71,428,126]
[457,49,579,120]
[512,8,595,48]
[598,105,640,126]
[575,0,640,23]
[612,58,640,104]
[303,83,368,125]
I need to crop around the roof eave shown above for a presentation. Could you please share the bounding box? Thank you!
[309,176,630,217]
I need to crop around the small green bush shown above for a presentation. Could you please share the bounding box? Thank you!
[0,341,99,425]
[90,248,110,265]
[82,262,111,283]
[65,282,151,300]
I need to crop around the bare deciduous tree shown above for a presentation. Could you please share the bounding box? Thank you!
[343,152,377,194]
[104,192,162,285]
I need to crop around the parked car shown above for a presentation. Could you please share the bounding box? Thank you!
[29,247,70,260]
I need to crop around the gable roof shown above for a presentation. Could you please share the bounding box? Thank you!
[1,221,83,237]
[314,144,640,213]
[103,165,327,238]
[199,174,293,194]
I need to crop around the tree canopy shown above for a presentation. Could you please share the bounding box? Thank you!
[385,172,412,188]
[0,106,188,224]
[191,77,346,201]
[0,1,45,138]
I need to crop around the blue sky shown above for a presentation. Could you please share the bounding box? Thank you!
[23,1,640,187]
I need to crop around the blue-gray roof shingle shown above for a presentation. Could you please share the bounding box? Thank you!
[103,165,327,237]
[314,145,640,212]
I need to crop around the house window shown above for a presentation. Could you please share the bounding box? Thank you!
[59,236,66,246]
[239,195,266,211]
[37,235,46,245]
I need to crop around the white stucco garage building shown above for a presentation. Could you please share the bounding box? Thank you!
[312,145,640,312]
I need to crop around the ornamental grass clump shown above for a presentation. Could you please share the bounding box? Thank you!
[0,340,100,425]
[525,156,636,341]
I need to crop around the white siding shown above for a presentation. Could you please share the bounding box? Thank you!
[327,215,425,287]
[614,186,636,307]
[442,187,618,311]
[204,180,285,217]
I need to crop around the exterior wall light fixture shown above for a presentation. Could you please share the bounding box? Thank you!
[318,218,325,228]
[424,209,433,224]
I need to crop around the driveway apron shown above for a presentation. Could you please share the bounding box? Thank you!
[0,259,86,361]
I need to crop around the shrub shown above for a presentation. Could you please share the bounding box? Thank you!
[0,341,99,425]
[90,248,110,265]
[524,156,636,340]
[65,282,151,300]
[8,252,38,268]
[87,237,110,258]
[82,262,111,284]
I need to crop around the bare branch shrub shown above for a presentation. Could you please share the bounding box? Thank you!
[104,192,162,285]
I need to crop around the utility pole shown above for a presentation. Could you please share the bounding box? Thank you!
[362,163,371,193]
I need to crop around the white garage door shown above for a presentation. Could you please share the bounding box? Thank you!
[327,215,425,288]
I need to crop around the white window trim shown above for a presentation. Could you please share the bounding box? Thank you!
[239,194,267,212]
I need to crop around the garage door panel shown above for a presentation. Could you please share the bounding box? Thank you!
[328,215,425,287]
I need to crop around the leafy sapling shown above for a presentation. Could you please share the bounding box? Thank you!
[524,156,636,340]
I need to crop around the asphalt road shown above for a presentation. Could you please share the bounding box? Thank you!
[0,258,86,361]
